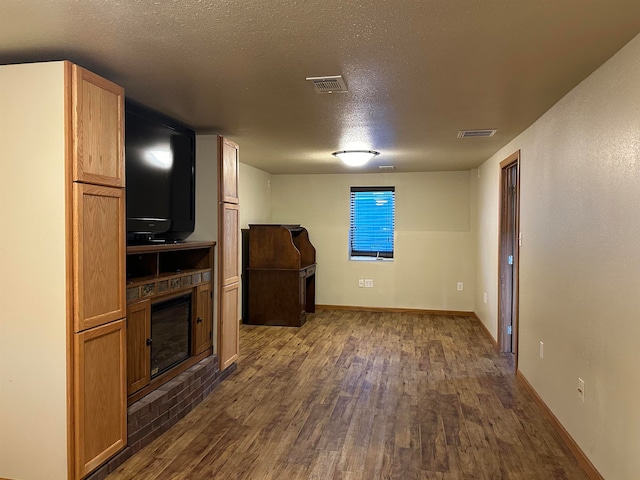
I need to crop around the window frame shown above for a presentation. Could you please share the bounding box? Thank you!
[349,186,395,261]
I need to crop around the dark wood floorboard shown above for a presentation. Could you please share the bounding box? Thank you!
[108,310,589,480]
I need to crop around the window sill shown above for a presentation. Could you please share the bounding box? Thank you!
[349,256,394,262]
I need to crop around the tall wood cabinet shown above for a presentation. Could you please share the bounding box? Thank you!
[70,63,127,479]
[0,61,126,480]
[218,137,240,371]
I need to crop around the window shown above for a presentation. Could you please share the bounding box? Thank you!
[349,186,395,259]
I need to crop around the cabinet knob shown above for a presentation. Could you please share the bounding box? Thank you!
[196,317,203,324]
[146,338,152,346]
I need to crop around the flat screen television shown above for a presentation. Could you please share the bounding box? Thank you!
[125,101,196,244]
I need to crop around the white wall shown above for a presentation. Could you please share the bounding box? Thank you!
[271,171,476,311]
[475,33,640,480]
[0,62,68,480]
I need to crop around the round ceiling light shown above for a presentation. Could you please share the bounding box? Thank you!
[332,150,380,167]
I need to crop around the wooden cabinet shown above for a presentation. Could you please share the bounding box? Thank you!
[247,224,316,327]
[73,183,126,332]
[72,65,125,187]
[127,300,151,395]
[74,319,127,479]
[70,64,127,478]
[125,242,215,399]
[1,61,126,480]
[218,136,240,371]
[194,283,213,355]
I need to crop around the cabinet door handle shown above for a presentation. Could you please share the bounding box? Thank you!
[146,338,152,346]
[197,317,203,324]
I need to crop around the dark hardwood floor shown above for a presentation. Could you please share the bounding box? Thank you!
[108,310,588,479]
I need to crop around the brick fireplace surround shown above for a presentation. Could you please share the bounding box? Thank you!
[86,355,237,480]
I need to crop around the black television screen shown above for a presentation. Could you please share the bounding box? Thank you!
[125,101,195,243]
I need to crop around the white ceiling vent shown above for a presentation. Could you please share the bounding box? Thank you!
[305,75,348,94]
[457,129,497,138]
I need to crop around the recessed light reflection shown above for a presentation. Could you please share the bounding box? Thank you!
[145,148,173,170]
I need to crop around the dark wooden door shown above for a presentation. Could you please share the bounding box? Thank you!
[499,152,520,356]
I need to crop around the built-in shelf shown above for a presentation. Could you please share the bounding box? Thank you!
[125,241,216,403]
[126,242,214,302]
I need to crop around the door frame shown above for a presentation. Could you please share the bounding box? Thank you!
[498,150,520,366]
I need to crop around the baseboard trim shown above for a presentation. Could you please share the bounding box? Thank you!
[470,312,498,348]
[516,371,604,480]
[315,304,475,317]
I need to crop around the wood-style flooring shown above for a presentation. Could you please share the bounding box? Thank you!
[108,310,588,479]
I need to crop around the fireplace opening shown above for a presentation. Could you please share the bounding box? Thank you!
[151,293,192,378]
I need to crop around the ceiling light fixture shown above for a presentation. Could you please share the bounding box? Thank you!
[332,150,380,167]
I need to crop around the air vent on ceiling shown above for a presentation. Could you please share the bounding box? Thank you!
[305,75,348,94]
[457,129,497,138]
[379,165,395,170]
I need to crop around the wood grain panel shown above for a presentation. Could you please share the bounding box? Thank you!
[194,283,213,355]
[221,203,240,285]
[73,183,126,332]
[126,299,151,395]
[219,137,239,204]
[247,269,305,327]
[218,135,240,371]
[74,319,126,479]
[72,65,124,187]
[219,282,239,371]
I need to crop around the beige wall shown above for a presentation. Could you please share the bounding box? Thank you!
[0,62,68,479]
[271,172,476,310]
[188,134,219,352]
[189,134,219,242]
[475,33,640,480]
[239,162,272,229]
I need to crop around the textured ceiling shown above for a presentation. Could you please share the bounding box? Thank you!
[2,0,640,174]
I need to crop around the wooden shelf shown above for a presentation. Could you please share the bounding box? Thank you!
[126,242,215,302]
[126,241,215,254]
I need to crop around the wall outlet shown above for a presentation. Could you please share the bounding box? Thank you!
[364,279,374,288]
[358,279,364,288]
[457,282,464,291]
[539,341,544,359]
[577,378,585,402]
[483,292,488,303]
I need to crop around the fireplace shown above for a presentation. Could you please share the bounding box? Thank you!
[150,293,192,378]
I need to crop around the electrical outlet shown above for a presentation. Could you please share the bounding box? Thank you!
[577,378,585,402]
[358,279,364,288]
[539,341,544,359]
[364,279,374,288]
[457,282,464,291]
[483,292,488,303]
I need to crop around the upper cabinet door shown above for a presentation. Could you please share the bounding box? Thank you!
[219,137,239,204]
[72,64,125,187]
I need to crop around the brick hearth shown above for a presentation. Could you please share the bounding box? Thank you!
[86,355,237,480]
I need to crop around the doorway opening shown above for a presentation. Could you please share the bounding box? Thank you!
[498,151,520,368]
